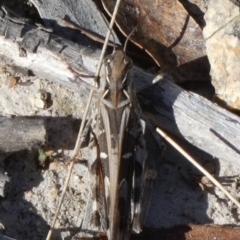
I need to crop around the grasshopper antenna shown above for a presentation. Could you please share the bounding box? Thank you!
[100,12,117,53]
[123,13,149,52]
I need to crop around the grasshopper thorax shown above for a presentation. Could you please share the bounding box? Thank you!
[100,50,134,110]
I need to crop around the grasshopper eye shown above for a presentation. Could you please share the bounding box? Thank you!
[124,57,133,68]
[124,58,129,65]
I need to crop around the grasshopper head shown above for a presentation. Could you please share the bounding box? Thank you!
[100,50,134,110]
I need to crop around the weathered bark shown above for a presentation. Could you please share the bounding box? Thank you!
[0,16,240,168]
[139,79,240,167]
[0,117,46,155]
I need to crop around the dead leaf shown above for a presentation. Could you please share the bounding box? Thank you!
[102,0,210,82]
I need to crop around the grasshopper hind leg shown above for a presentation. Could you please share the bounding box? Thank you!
[75,132,107,239]
[87,132,101,229]
[132,119,164,234]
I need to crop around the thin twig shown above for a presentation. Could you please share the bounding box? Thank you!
[156,127,240,209]
[45,1,123,239]
[60,18,118,48]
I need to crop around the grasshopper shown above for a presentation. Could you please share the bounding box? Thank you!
[73,19,164,240]
[75,48,162,240]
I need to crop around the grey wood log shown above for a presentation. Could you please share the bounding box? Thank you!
[0,15,240,168]
[139,79,240,167]
[0,117,46,196]
[30,0,120,44]
[0,117,46,154]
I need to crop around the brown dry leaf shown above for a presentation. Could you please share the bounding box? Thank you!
[131,225,240,240]
[102,0,210,82]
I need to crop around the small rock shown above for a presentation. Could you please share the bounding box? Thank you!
[47,185,59,197]
[207,207,214,217]
[55,220,61,228]
[203,0,240,110]
[5,76,17,88]
[45,149,55,156]
[25,190,34,197]
[29,91,48,109]
[49,162,59,170]
[231,177,240,189]
[200,176,214,188]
